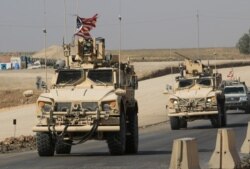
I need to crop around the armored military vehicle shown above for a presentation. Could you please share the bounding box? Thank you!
[165,54,226,130]
[32,36,139,156]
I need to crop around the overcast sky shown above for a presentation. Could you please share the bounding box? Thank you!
[1,0,250,52]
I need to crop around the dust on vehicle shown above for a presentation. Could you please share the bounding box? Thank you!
[164,53,226,130]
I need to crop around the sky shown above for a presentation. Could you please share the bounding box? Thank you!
[1,0,250,52]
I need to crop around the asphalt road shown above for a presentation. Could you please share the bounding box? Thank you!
[0,111,249,169]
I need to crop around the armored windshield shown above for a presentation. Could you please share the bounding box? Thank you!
[224,87,245,94]
[178,79,194,88]
[88,69,113,84]
[196,78,212,86]
[56,70,83,85]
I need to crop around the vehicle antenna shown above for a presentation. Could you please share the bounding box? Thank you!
[43,0,48,91]
[196,10,200,60]
[118,0,122,87]
[64,0,67,43]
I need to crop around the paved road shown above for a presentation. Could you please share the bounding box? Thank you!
[0,111,249,169]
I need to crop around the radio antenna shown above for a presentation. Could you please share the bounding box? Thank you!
[43,0,48,91]
[64,0,67,43]
[118,0,122,87]
[196,10,200,60]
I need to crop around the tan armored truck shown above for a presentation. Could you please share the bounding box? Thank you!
[32,37,139,156]
[165,56,226,130]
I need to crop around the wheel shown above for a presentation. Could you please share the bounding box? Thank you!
[170,117,180,130]
[211,114,222,128]
[221,108,227,127]
[56,140,72,154]
[36,132,55,156]
[219,102,227,127]
[107,112,126,155]
[180,118,187,128]
[125,107,138,154]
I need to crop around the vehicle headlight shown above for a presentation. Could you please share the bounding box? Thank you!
[38,101,53,113]
[170,98,178,105]
[102,101,117,111]
[240,96,248,102]
[207,96,216,103]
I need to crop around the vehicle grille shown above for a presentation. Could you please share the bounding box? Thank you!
[54,102,71,112]
[178,98,207,112]
[54,102,99,112]
[82,102,99,111]
[226,97,240,102]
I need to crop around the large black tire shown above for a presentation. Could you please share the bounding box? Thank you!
[107,112,126,155]
[211,114,222,128]
[180,118,187,129]
[170,117,180,130]
[125,107,138,154]
[55,140,72,154]
[36,132,55,156]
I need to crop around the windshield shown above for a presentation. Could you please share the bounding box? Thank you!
[56,70,83,85]
[88,69,113,84]
[224,87,245,94]
[178,79,194,88]
[196,78,212,86]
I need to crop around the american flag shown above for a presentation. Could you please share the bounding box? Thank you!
[75,14,98,39]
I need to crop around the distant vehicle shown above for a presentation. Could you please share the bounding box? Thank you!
[221,80,250,113]
[28,60,42,69]
[164,53,226,130]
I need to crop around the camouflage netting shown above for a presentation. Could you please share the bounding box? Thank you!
[0,135,36,153]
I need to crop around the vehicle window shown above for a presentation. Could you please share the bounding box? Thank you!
[196,78,212,86]
[224,87,245,94]
[56,70,83,84]
[178,79,194,88]
[88,69,113,83]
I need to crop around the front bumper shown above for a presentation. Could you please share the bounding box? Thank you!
[168,110,218,117]
[33,125,119,132]
[225,101,248,110]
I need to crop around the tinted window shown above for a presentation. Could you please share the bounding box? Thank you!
[196,78,212,86]
[56,70,83,84]
[224,87,245,94]
[179,79,194,88]
[88,69,113,83]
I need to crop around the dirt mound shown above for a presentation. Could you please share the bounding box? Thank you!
[0,89,41,109]
[0,135,36,153]
[32,45,64,59]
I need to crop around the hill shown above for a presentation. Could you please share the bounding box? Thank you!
[31,45,250,61]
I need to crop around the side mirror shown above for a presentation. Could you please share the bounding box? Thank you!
[23,90,34,97]
[164,84,173,94]
[115,89,126,96]
[41,81,47,89]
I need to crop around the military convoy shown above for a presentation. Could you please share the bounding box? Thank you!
[32,36,139,156]
[165,55,227,130]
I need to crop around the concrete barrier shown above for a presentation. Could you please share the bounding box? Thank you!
[209,128,241,169]
[241,121,250,154]
[169,137,200,169]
